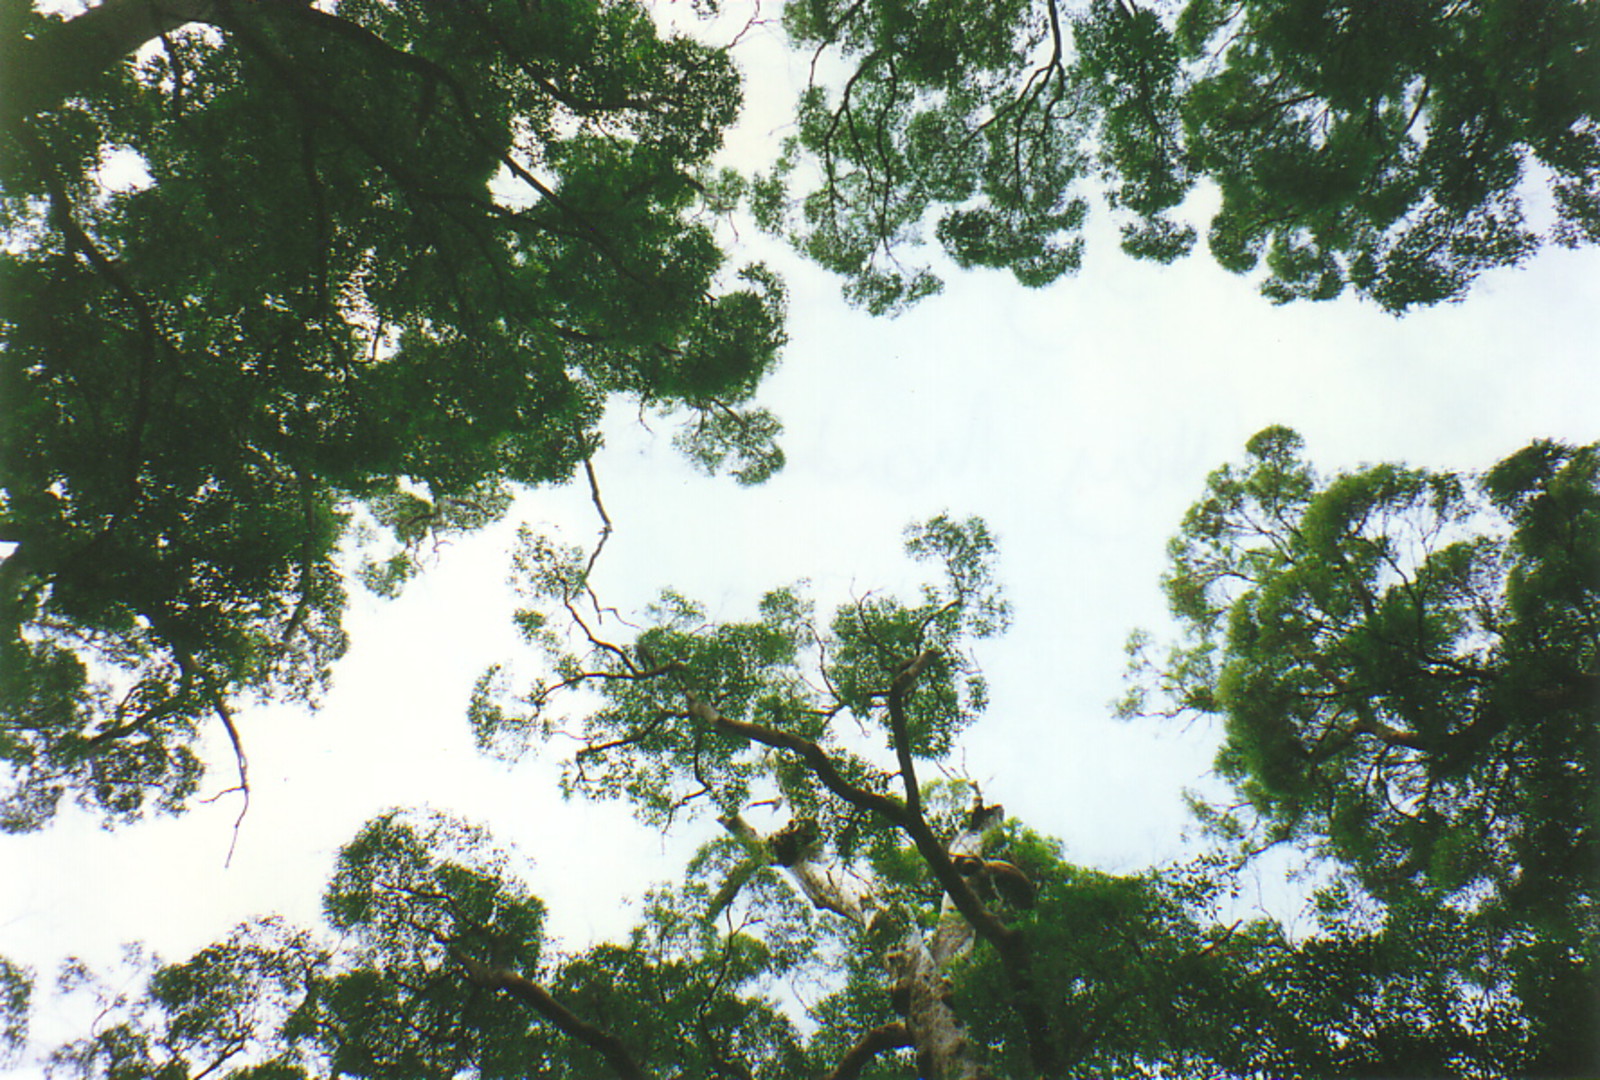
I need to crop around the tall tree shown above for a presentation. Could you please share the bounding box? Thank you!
[1127,427,1600,1076]
[37,504,1590,1078]
[0,0,787,830]
[757,0,1600,312]
[26,520,1222,1079]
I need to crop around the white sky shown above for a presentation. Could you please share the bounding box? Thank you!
[3,8,1599,1073]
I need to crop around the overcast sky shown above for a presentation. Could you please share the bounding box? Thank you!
[3,8,1599,1072]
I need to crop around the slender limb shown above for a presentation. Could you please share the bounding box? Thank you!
[886,649,936,819]
[580,457,614,615]
[202,674,250,867]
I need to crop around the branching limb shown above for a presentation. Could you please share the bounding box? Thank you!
[685,690,1057,1072]
[886,648,937,818]
[582,458,613,596]
[820,1022,912,1080]
[201,673,250,867]
[453,952,652,1080]
[718,813,867,924]
[688,695,912,831]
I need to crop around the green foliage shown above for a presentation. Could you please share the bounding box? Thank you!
[1162,0,1597,310]
[1074,0,1196,258]
[0,955,27,1066]
[8,0,1592,831]
[1134,427,1600,1075]
[768,0,1092,312]
[485,514,1006,833]
[323,810,546,975]
[0,0,788,829]
[48,924,322,1080]
[766,0,1599,311]
[32,494,1597,1076]
[45,808,815,1080]
[671,404,787,486]
[314,811,560,1079]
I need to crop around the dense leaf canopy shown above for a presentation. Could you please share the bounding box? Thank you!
[1128,427,1600,1076]
[4,0,1595,828]
[762,0,1600,312]
[1,2,1596,1077]
[0,0,786,829]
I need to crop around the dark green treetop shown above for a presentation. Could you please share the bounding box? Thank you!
[1175,0,1600,309]
[0,0,787,830]
[756,0,1095,314]
[758,0,1600,312]
[1127,427,1600,1076]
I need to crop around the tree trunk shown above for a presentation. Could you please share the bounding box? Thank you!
[725,808,1003,1080]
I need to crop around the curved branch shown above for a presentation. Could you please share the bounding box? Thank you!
[887,648,937,818]
[820,1022,912,1080]
[2,0,232,128]
[454,952,652,1080]
[688,695,911,830]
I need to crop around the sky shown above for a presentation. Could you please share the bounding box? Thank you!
[3,5,1599,1072]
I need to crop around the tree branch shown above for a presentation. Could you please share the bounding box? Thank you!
[886,648,937,819]
[453,952,652,1080]
[820,1022,912,1080]
[2,0,227,128]
[686,690,1057,1072]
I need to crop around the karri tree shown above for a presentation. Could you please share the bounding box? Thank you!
[29,439,1600,1076]
[3,2,1597,1075]
[0,0,786,830]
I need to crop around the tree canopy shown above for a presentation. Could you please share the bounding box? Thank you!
[1126,427,1600,1076]
[21,446,1600,1076]
[761,0,1600,312]
[1,2,1596,1076]
[0,0,786,830]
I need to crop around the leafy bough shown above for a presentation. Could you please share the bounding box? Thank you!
[475,514,1061,1078]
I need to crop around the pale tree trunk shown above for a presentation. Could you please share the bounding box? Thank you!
[722,806,1005,1080]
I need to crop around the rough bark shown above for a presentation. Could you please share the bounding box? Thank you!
[691,681,1061,1076]
[887,933,997,1080]
[930,803,1004,966]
